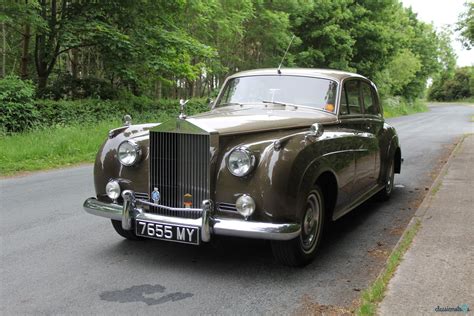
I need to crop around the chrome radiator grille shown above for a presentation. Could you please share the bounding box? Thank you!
[149,131,210,218]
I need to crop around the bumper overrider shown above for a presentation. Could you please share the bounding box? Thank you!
[83,190,301,242]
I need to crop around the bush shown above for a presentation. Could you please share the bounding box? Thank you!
[382,96,427,118]
[428,67,474,101]
[0,76,39,134]
[38,74,117,100]
[1,94,209,133]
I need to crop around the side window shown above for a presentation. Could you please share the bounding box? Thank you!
[345,81,361,115]
[339,87,349,115]
[361,82,380,116]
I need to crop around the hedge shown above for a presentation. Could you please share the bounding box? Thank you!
[33,97,209,128]
[0,76,209,134]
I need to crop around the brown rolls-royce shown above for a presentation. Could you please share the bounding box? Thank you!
[83,68,401,266]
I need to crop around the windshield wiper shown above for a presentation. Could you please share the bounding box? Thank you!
[261,100,298,109]
[219,102,243,107]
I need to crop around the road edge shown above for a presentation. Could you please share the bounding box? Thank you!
[356,134,469,315]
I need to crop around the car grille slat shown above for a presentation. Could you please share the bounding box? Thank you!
[217,202,237,213]
[149,131,210,219]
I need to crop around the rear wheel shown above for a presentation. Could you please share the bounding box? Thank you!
[111,220,144,241]
[377,156,395,201]
[271,185,325,267]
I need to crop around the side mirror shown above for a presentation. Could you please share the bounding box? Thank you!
[305,123,324,142]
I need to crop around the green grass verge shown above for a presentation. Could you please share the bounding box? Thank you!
[356,219,421,316]
[0,120,121,176]
[383,99,428,118]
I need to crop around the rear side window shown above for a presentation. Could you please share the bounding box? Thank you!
[345,81,361,115]
[361,82,380,116]
[340,87,349,115]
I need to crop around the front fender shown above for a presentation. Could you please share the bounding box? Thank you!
[214,129,307,223]
[93,123,158,200]
[214,128,345,224]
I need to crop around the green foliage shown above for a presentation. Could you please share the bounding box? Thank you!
[399,13,443,100]
[428,67,474,101]
[293,0,355,71]
[457,2,474,49]
[39,74,117,100]
[382,97,428,118]
[1,0,462,127]
[375,49,422,97]
[291,0,452,103]
[0,94,208,134]
[0,76,38,133]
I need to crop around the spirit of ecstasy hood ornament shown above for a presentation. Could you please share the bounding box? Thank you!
[179,99,189,120]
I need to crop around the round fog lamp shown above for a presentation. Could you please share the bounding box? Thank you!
[106,180,121,200]
[236,194,256,218]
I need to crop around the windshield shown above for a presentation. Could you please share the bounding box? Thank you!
[216,75,338,113]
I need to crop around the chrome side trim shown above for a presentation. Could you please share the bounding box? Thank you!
[83,197,300,241]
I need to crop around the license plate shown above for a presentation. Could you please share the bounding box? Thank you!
[135,220,199,245]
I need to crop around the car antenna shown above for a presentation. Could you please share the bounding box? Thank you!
[278,35,295,75]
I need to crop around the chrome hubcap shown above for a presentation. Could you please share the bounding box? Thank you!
[386,161,394,194]
[301,191,322,253]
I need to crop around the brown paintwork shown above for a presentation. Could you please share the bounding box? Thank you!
[93,68,400,226]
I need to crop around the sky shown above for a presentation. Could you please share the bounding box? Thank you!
[401,0,473,67]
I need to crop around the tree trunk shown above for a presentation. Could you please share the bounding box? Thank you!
[38,75,48,90]
[71,48,79,79]
[20,24,31,79]
[189,80,195,98]
[1,21,5,77]
[155,80,162,99]
[34,0,64,91]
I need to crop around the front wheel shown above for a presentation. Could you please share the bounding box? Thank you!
[271,185,326,267]
[111,220,144,241]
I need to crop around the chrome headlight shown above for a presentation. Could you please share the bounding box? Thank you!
[227,147,256,177]
[117,140,141,166]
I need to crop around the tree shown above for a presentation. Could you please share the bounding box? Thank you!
[457,1,474,49]
[428,66,473,101]
[292,0,355,70]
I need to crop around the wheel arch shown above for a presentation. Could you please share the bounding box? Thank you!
[315,171,338,222]
[295,158,339,222]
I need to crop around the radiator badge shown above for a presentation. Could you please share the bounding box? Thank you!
[183,193,192,208]
[151,187,161,204]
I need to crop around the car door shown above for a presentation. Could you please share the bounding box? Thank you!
[361,81,383,188]
[341,79,376,198]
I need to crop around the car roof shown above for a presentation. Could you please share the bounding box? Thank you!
[228,68,367,82]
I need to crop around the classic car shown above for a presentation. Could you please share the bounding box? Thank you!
[83,68,401,266]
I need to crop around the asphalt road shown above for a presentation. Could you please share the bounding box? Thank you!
[1,104,473,315]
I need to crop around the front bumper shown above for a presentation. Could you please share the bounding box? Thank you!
[83,190,301,242]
